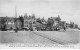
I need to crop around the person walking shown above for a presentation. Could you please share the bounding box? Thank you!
[63,23,66,31]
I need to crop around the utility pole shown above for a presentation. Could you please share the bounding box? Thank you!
[15,5,18,32]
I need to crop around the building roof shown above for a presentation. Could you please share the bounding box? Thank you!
[6,17,15,22]
[24,15,36,20]
[0,17,7,21]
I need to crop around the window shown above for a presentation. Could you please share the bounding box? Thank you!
[25,21,28,24]
[33,21,35,24]
[25,25,28,27]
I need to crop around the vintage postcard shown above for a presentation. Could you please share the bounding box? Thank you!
[0,0,80,49]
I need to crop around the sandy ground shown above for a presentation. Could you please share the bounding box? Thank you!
[0,29,80,45]
[33,29,80,45]
[0,31,57,44]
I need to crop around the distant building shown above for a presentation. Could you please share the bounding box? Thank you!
[36,22,42,31]
[41,17,47,24]
[6,17,16,30]
[49,16,61,26]
[23,13,36,30]
[6,17,23,30]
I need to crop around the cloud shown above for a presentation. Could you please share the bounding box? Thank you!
[0,0,14,4]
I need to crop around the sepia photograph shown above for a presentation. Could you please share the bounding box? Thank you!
[0,0,80,49]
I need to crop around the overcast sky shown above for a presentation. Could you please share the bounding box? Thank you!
[0,0,80,27]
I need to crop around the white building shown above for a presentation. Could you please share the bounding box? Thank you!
[23,13,36,29]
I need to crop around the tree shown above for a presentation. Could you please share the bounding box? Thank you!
[18,16,24,28]
[55,15,61,23]
[0,17,6,31]
[36,18,42,24]
[69,22,74,28]
[59,21,66,26]
[46,17,54,30]
[75,24,78,28]
[47,18,54,27]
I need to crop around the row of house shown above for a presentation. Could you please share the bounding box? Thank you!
[0,16,22,30]
[0,14,78,31]
[0,14,37,31]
